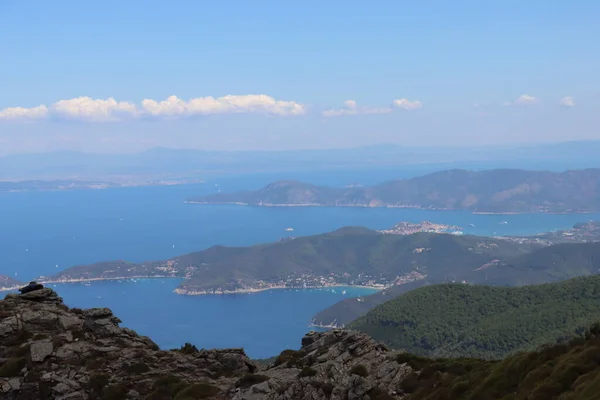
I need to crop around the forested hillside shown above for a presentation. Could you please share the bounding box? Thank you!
[397,323,600,399]
[349,275,600,359]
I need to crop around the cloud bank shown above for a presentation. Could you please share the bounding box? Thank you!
[560,96,575,107]
[322,98,422,117]
[505,94,539,106]
[0,94,307,122]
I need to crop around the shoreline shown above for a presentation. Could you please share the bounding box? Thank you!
[1,277,385,296]
[1,180,206,193]
[0,275,181,292]
[186,201,598,215]
[175,284,385,296]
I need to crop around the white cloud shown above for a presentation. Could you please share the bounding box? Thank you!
[323,100,392,117]
[0,94,307,122]
[560,96,575,107]
[0,105,48,120]
[142,94,306,117]
[505,94,539,106]
[52,97,138,121]
[393,98,423,110]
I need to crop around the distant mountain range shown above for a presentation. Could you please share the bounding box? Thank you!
[348,275,600,359]
[3,140,600,181]
[189,168,600,213]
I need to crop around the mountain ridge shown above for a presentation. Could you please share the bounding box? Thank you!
[189,168,600,213]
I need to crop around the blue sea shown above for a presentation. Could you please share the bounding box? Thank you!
[1,168,600,358]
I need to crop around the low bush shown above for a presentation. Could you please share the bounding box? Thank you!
[235,374,270,389]
[298,367,318,378]
[174,383,221,399]
[349,364,369,377]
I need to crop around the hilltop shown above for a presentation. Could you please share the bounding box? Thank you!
[188,168,600,213]
[311,241,600,327]
[348,275,600,360]
[42,229,537,295]
[4,285,600,399]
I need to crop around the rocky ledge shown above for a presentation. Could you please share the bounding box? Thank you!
[0,287,413,399]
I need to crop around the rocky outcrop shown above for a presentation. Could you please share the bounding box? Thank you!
[0,287,257,399]
[0,287,414,399]
[231,330,412,400]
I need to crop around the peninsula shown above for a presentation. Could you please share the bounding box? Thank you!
[187,168,600,213]
[4,221,600,300]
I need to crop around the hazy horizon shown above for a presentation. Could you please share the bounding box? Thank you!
[1,1,599,155]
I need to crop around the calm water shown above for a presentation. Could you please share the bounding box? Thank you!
[51,279,376,358]
[1,169,599,357]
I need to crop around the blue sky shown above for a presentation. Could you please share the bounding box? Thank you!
[0,0,598,154]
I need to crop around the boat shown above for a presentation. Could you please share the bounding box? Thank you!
[285,227,294,231]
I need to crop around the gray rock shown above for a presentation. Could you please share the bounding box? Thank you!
[82,307,113,318]
[30,340,54,362]
[59,315,83,330]
[19,288,54,300]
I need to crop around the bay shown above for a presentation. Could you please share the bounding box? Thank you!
[1,168,599,357]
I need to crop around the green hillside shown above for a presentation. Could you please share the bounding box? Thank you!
[189,168,600,213]
[397,323,600,400]
[314,241,600,328]
[174,230,535,293]
[349,275,600,359]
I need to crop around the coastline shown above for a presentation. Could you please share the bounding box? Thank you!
[174,284,386,296]
[1,179,206,194]
[1,277,384,296]
[0,275,181,292]
[186,201,598,215]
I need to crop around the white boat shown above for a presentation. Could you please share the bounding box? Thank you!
[285,227,294,231]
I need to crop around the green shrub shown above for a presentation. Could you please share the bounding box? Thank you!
[177,342,199,354]
[174,383,221,399]
[349,364,369,377]
[125,362,150,374]
[5,330,32,346]
[235,374,270,388]
[274,349,304,367]
[88,373,109,393]
[298,367,318,378]
[149,375,188,398]
[102,384,128,399]
[368,387,395,400]
[310,381,334,395]
[0,357,27,377]
[398,372,420,394]
[395,353,431,370]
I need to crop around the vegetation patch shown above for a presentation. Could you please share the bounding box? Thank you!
[298,367,318,378]
[174,383,221,399]
[148,374,188,399]
[125,362,151,374]
[235,374,270,389]
[176,342,199,354]
[274,348,306,367]
[310,381,335,395]
[349,276,600,359]
[349,364,369,377]
[102,384,128,399]
[0,357,27,377]
[393,324,600,399]
[88,373,110,392]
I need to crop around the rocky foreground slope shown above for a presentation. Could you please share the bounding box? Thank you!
[4,287,600,400]
[0,287,412,399]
